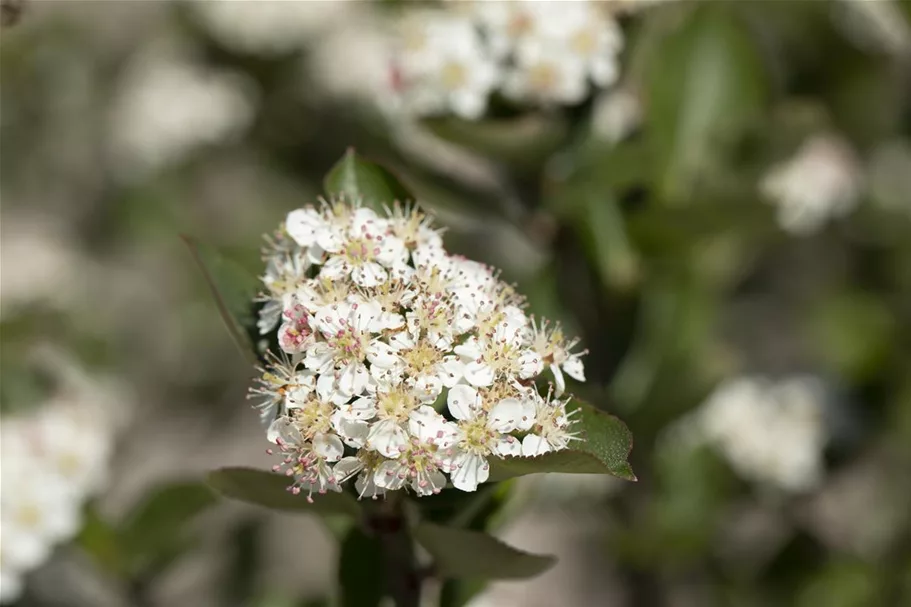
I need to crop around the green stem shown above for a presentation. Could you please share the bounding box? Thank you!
[366,495,422,607]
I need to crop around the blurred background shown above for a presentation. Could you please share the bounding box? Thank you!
[1,1,910,606]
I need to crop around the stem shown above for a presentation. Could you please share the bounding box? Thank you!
[367,495,422,607]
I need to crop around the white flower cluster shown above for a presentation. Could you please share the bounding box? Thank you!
[250,199,586,499]
[388,1,624,119]
[0,381,118,603]
[760,134,864,235]
[695,376,829,493]
[109,55,255,178]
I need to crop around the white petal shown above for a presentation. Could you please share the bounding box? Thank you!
[345,396,377,420]
[303,342,334,373]
[337,362,368,397]
[333,457,364,484]
[522,434,552,457]
[267,417,301,445]
[449,452,489,492]
[438,357,465,388]
[332,415,369,448]
[367,340,400,369]
[408,405,459,448]
[413,469,447,496]
[447,384,479,421]
[367,420,409,458]
[494,435,522,457]
[320,255,349,280]
[551,363,566,397]
[313,433,344,462]
[487,398,526,433]
[285,208,324,247]
[463,362,495,387]
[352,262,388,288]
[518,350,544,379]
[454,338,482,361]
[374,460,408,490]
[411,374,442,403]
[563,356,586,382]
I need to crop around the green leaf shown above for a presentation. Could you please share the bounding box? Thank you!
[122,481,217,553]
[646,5,767,203]
[77,507,124,577]
[182,236,259,364]
[414,523,555,580]
[324,148,412,210]
[487,399,635,482]
[423,114,569,169]
[338,527,385,607]
[207,467,362,519]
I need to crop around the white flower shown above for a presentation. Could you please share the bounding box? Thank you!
[252,199,587,498]
[504,41,589,106]
[374,406,460,495]
[761,134,864,235]
[393,11,500,119]
[0,360,122,603]
[444,385,532,491]
[109,55,254,177]
[696,375,829,492]
[531,320,586,397]
[521,392,579,456]
[536,2,623,87]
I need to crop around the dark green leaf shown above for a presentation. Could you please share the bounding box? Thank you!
[77,507,124,577]
[324,148,412,210]
[646,5,767,203]
[488,399,635,482]
[414,523,555,580]
[121,481,217,572]
[207,467,362,519]
[338,527,385,607]
[440,580,487,607]
[182,236,259,364]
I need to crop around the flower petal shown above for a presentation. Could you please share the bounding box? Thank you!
[449,452,489,492]
[447,384,479,421]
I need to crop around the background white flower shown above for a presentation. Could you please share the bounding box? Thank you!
[760,134,864,235]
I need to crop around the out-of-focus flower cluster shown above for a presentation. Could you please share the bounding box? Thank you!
[0,365,120,604]
[388,0,627,119]
[109,54,255,178]
[761,134,864,235]
[249,199,587,499]
[690,376,829,493]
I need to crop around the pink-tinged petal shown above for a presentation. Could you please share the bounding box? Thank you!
[447,384,479,421]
